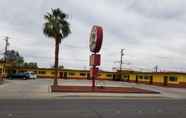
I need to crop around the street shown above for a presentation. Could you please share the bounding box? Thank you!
[1,79,186,118]
[0,99,186,118]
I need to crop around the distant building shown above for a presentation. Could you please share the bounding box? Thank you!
[0,60,5,82]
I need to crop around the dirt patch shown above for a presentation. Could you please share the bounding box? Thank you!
[51,85,159,94]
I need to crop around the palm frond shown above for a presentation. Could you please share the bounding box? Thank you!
[43,8,71,41]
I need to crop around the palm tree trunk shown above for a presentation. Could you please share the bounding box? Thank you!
[54,40,59,86]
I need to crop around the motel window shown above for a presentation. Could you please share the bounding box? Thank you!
[106,74,112,77]
[80,73,86,76]
[123,75,129,81]
[69,72,75,76]
[139,76,143,79]
[150,76,153,79]
[39,71,46,74]
[51,72,55,75]
[164,76,168,79]
[144,76,149,80]
[123,75,128,78]
[169,76,177,82]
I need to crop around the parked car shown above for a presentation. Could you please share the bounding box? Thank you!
[9,71,37,80]
[25,71,37,79]
[9,72,29,80]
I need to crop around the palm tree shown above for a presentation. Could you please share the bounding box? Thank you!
[43,8,71,86]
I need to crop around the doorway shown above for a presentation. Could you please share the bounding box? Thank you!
[135,75,138,83]
[163,76,168,86]
[87,73,90,80]
[113,74,116,81]
[59,72,63,79]
[149,76,153,84]
[64,72,67,79]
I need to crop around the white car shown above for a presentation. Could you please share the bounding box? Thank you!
[25,72,37,79]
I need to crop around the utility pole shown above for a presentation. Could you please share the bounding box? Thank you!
[119,49,124,80]
[154,65,158,72]
[1,36,9,79]
[4,36,9,62]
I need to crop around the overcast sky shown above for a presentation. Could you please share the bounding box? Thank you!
[1,0,186,71]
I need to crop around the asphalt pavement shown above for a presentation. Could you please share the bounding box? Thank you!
[0,99,186,118]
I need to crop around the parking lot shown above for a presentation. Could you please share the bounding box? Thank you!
[0,79,186,99]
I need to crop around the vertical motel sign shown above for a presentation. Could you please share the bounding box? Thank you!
[89,25,103,89]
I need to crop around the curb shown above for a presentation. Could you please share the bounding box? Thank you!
[55,95,170,100]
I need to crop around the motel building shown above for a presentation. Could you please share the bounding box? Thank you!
[119,70,186,87]
[1,61,186,88]
[0,60,5,82]
[13,67,186,88]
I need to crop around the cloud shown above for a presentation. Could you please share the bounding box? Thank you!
[127,0,186,19]
[0,0,186,71]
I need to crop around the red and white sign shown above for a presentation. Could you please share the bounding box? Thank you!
[89,25,103,88]
[89,54,101,66]
[89,25,103,53]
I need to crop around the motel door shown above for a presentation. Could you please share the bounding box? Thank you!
[113,74,116,80]
[163,76,168,86]
[59,72,63,79]
[149,76,153,84]
[87,73,90,80]
[64,72,67,79]
[135,76,138,83]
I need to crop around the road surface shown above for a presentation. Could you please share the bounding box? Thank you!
[0,99,186,118]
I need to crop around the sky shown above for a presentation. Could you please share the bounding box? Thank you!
[1,0,186,71]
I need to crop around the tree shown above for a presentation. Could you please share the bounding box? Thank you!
[23,62,38,68]
[43,8,71,86]
[5,50,24,67]
[51,64,64,69]
[58,65,64,69]
[1,50,24,75]
[1,50,38,75]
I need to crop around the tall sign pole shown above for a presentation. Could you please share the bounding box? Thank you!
[119,49,124,80]
[4,36,9,63]
[2,36,9,80]
[89,26,103,90]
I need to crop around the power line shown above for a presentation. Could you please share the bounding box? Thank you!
[24,55,121,65]
[63,44,87,49]
[23,55,88,62]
